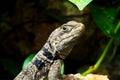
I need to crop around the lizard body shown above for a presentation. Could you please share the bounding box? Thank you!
[14,21,85,80]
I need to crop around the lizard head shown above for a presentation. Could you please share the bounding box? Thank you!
[48,21,85,59]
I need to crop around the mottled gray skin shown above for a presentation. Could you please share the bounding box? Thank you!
[14,21,85,80]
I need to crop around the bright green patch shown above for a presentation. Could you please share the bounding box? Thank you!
[61,62,65,74]
[22,53,35,69]
[69,0,92,10]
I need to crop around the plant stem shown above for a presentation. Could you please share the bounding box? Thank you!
[82,38,113,76]
[114,21,120,33]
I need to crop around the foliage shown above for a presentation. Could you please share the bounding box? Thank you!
[69,0,92,10]
[90,5,119,36]
[1,58,21,76]
[22,53,35,69]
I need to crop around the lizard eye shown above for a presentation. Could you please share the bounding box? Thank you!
[62,26,71,32]
[63,26,67,31]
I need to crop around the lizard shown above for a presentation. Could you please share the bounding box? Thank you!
[14,21,85,80]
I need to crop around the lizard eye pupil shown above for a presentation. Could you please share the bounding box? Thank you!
[63,27,67,30]
[62,26,68,32]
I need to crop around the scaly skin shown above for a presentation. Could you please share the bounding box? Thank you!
[14,21,85,80]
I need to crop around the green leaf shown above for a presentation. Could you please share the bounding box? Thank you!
[90,5,118,36]
[69,0,92,10]
[1,59,21,76]
[61,62,65,74]
[115,21,120,45]
[22,53,35,69]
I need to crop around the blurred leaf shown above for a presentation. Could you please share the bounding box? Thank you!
[90,5,118,36]
[116,34,120,45]
[115,21,120,45]
[1,59,21,76]
[22,53,35,69]
[61,62,65,74]
[69,0,92,10]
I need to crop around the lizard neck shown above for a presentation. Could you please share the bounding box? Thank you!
[32,42,55,62]
[42,42,62,60]
[41,42,55,60]
[31,42,55,71]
